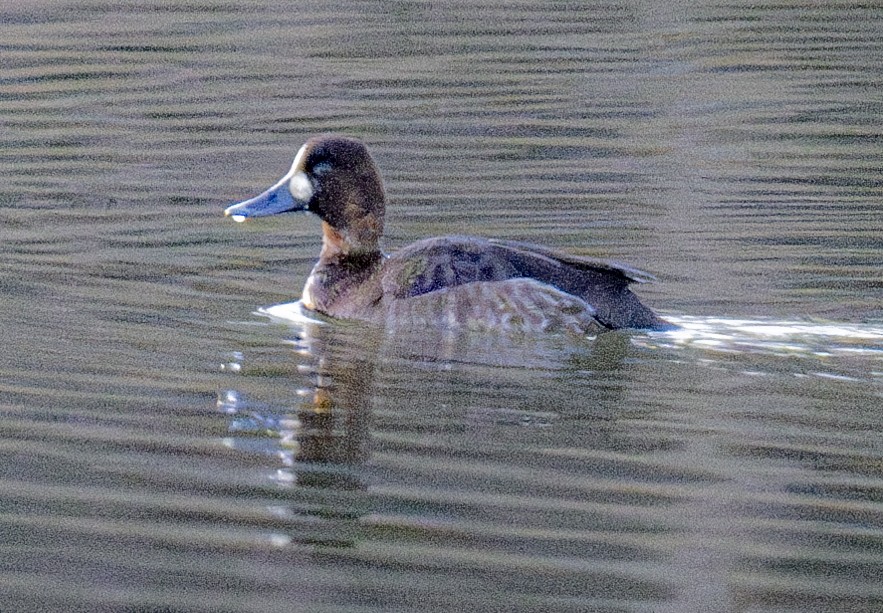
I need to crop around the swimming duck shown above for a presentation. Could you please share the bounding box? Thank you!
[225,135,668,334]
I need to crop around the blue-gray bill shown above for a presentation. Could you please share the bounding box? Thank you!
[224,173,305,221]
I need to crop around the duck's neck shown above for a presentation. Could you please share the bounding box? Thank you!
[318,222,380,260]
[302,222,384,314]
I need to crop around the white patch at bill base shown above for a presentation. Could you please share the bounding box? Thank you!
[289,171,314,201]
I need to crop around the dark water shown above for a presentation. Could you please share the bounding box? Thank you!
[2,1,882,611]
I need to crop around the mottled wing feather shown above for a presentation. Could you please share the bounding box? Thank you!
[382,236,517,299]
[383,278,604,335]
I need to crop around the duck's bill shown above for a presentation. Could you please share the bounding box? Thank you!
[224,173,306,222]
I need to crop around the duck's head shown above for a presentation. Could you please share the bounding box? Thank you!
[225,135,385,256]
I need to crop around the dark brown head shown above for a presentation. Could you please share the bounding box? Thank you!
[225,135,386,254]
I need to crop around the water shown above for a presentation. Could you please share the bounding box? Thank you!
[1,1,882,611]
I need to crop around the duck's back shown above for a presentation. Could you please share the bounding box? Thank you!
[376,236,666,333]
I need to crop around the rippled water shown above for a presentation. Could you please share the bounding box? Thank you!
[1,1,881,612]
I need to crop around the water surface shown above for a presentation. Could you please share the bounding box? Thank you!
[1,1,881,612]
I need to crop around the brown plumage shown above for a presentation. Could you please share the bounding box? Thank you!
[226,135,669,335]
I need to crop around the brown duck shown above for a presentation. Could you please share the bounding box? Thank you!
[225,135,669,334]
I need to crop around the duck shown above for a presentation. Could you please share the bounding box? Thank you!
[225,135,669,335]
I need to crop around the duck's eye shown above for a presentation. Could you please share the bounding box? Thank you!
[289,171,314,201]
[312,162,332,177]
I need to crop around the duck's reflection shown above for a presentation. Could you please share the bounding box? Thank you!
[274,316,378,490]
[286,354,374,487]
[221,305,645,521]
[219,312,378,501]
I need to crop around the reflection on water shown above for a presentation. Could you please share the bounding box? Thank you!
[215,307,883,612]
[219,315,681,609]
[2,0,883,611]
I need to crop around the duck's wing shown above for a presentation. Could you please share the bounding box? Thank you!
[381,236,666,330]
[487,238,657,284]
[381,236,519,299]
[486,238,665,329]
